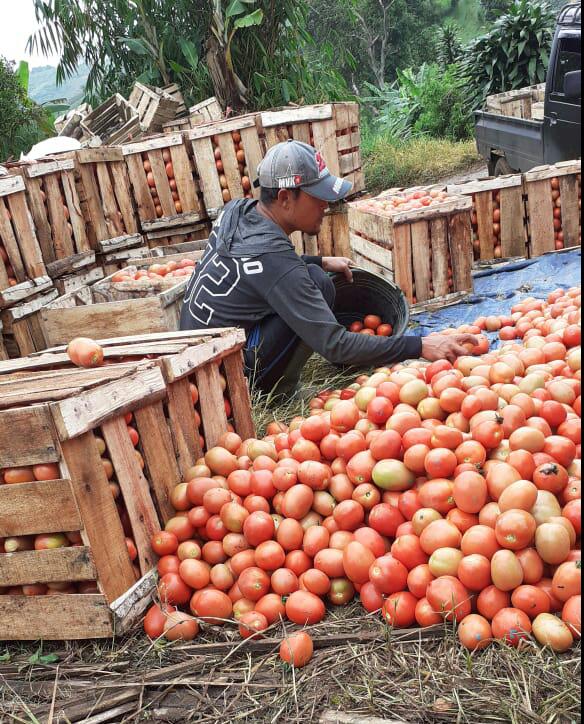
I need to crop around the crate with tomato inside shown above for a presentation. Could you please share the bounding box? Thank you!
[524,160,582,258]
[122,133,207,239]
[261,102,364,196]
[0,176,48,300]
[185,113,264,219]
[349,187,474,307]
[447,175,528,262]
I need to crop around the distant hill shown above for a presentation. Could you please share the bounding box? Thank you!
[29,63,89,108]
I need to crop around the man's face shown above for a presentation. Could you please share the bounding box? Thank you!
[283,190,329,236]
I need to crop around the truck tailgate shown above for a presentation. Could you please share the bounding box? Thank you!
[475,111,545,170]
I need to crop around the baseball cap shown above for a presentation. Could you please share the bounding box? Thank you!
[256,140,353,202]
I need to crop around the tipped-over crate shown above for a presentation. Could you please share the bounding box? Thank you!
[122,133,207,241]
[128,82,182,134]
[0,176,47,294]
[524,160,582,258]
[185,114,264,219]
[0,328,254,640]
[261,103,364,196]
[349,189,474,307]
[81,94,143,145]
[189,96,223,123]
[448,175,528,262]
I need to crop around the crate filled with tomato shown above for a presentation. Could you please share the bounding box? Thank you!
[185,113,264,220]
[143,287,580,656]
[524,160,582,258]
[121,133,207,234]
[0,328,255,640]
[448,175,528,262]
[349,187,474,306]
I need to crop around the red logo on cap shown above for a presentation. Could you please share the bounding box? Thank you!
[315,151,327,174]
[294,175,303,185]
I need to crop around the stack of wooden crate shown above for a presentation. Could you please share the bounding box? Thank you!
[349,188,474,307]
[129,83,183,135]
[81,94,143,145]
[0,328,254,640]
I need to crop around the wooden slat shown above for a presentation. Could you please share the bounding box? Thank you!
[317,214,334,257]
[261,104,333,127]
[449,212,473,293]
[148,148,175,218]
[350,234,393,271]
[0,479,81,537]
[101,416,159,574]
[125,153,157,222]
[77,162,110,243]
[290,231,304,255]
[331,207,351,257]
[0,176,25,196]
[0,546,96,586]
[43,173,75,259]
[0,594,114,640]
[162,328,245,382]
[5,192,46,279]
[26,159,75,178]
[185,114,258,140]
[410,221,432,303]
[474,190,495,260]
[430,217,450,299]
[391,225,414,303]
[0,405,59,468]
[195,362,229,449]
[77,147,124,164]
[166,377,202,475]
[0,196,26,282]
[500,185,527,258]
[61,169,90,252]
[312,119,341,177]
[170,144,199,213]
[240,125,264,199]
[61,432,136,603]
[222,351,255,442]
[134,402,181,523]
[51,365,167,441]
[95,162,125,238]
[217,133,244,200]
[110,162,139,235]
[448,174,523,196]
[121,133,184,156]
[527,178,556,257]
[559,174,580,248]
[525,161,580,183]
[23,176,56,264]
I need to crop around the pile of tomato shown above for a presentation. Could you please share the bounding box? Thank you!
[347,315,394,337]
[144,286,581,658]
[110,258,197,285]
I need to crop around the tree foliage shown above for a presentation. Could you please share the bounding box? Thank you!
[0,57,51,162]
[463,0,556,100]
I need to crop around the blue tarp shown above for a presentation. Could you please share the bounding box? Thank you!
[412,249,582,345]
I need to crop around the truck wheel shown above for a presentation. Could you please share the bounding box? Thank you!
[494,157,517,177]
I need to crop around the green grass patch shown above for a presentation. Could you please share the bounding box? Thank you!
[362,133,481,194]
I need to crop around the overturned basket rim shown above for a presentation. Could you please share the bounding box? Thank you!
[332,267,410,337]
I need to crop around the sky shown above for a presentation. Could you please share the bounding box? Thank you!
[0,0,60,67]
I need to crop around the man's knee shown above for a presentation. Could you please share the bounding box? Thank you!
[307,264,336,309]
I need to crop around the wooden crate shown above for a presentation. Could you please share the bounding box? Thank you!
[16,158,92,266]
[448,175,528,261]
[485,84,546,120]
[74,147,141,253]
[349,192,474,306]
[261,103,364,196]
[129,83,182,134]
[0,287,61,358]
[0,176,47,291]
[0,328,253,639]
[524,160,581,258]
[144,219,212,249]
[189,97,223,122]
[185,114,264,218]
[289,202,350,258]
[122,133,207,240]
[81,94,143,145]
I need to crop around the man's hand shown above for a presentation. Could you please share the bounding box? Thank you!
[422,334,479,364]
[322,257,354,282]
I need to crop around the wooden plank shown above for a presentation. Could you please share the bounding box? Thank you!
[134,402,181,523]
[0,197,26,282]
[186,115,258,140]
[76,147,124,164]
[162,329,245,381]
[261,104,333,127]
[391,196,472,226]
[95,162,125,239]
[475,190,495,260]
[525,161,581,183]
[0,546,96,586]
[331,208,350,257]
[448,212,473,293]
[290,231,304,255]
[121,133,184,156]
[0,251,9,290]
[392,224,413,302]
[191,136,224,214]
[23,176,55,263]
[110,162,139,235]
[6,190,47,280]
[170,144,199,213]
[61,432,136,603]
[430,217,451,299]
[291,121,312,146]
[527,178,556,257]
[303,233,319,256]
[166,377,202,475]
[240,125,263,199]
[559,174,580,248]
[0,176,25,196]
[500,185,527,258]
[43,173,75,259]
[0,405,59,468]
[26,159,75,178]
[195,362,229,449]
[125,153,157,222]
[101,416,159,574]
[148,148,175,218]
[140,211,205,232]
[39,297,169,347]
[312,119,341,177]
[0,275,53,309]
[410,221,432,303]
[350,234,392,271]
[217,133,244,199]
[222,351,255,442]
[51,365,167,441]
[77,162,110,243]
[317,215,334,257]
[0,594,113,640]
[448,175,523,196]
[0,479,81,537]
[61,169,90,253]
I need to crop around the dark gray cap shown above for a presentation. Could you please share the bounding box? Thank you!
[256,140,353,202]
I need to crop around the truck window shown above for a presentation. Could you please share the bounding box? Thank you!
[552,37,582,103]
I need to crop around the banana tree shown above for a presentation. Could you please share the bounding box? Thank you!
[207,0,264,110]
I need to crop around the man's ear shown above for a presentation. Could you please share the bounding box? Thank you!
[277,188,291,207]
